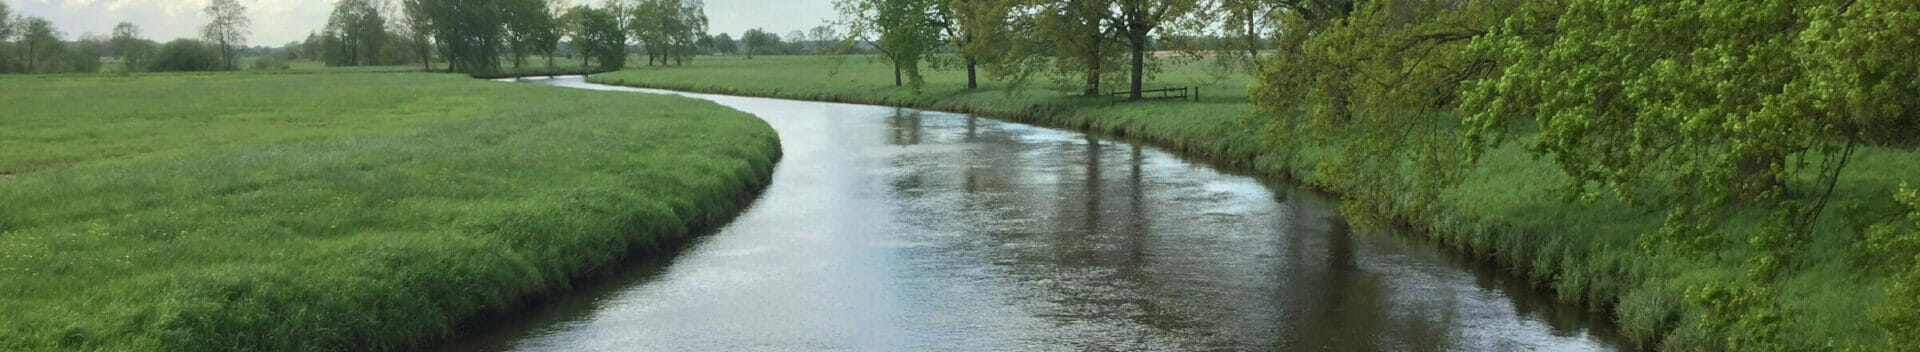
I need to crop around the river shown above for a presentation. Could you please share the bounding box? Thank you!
[452,76,1623,351]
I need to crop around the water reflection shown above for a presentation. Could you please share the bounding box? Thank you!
[456,77,1624,351]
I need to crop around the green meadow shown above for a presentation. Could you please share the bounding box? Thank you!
[593,55,1920,350]
[0,72,780,350]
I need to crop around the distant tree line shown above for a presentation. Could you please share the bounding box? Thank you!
[0,0,251,73]
[374,0,714,74]
[827,0,1207,97]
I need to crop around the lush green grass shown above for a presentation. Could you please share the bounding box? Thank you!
[0,72,781,350]
[593,55,1920,350]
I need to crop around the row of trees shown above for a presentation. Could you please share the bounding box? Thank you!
[830,0,1210,97]
[711,27,841,58]
[375,0,713,74]
[0,0,250,73]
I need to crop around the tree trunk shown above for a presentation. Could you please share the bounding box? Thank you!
[965,56,978,90]
[1246,17,1262,72]
[893,62,903,86]
[1083,33,1102,96]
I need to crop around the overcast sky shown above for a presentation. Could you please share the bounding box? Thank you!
[6,0,838,45]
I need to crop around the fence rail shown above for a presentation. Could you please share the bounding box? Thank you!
[1109,86,1199,105]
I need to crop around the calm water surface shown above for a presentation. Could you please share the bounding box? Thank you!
[453,76,1623,351]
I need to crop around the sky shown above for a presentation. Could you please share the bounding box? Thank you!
[5,0,838,45]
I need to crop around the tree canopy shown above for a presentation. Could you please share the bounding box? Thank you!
[200,0,251,70]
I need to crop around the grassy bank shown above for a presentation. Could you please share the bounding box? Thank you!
[0,72,781,350]
[591,55,1920,350]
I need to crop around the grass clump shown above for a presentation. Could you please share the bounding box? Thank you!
[592,55,1920,350]
[0,72,780,350]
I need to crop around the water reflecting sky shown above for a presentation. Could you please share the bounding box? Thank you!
[450,77,1623,351]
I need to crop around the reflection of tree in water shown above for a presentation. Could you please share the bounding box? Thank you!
[873,109,1488,350]
[888,107,923,146]
[1268,189,1457,351]
[886,108,929,196]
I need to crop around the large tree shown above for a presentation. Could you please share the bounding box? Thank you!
[1108,0,1203,100]
[110,22,150,72]
[325,0,384,66]
[398,0,434,71]
[0,3,13,61]
[831,0,942,89]
[573,5,626,70]
[1250,0,1499,229]
[955,0,1125,96]
[711,32,736,54]
[935,0,981,89]
[416,0,506,74]
[503,0,555,68]
[0,2,14,72]
[1456,0,1919,347]
[739,28,777,59]
[200,0,251,70]
[19,17,59,73]
[630,0,673,65]
[1210,0,1284,73]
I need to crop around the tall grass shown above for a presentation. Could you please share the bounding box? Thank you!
[593,55,1920,350]
[0,73,781,350]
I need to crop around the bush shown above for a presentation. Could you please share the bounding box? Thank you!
[149,39,223,72]
[251,56,288,71]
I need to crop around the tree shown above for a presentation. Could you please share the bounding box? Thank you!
[831,0,943,90]
[1109,0,1203,100]
[201,0,251,70]
[301,32,324,62]
[574,5,626,70]
[397,0,434,71]
[325,0,384,66]
[712,32,736,54]
[934,0,980,89]
[0,1,16,72]
[786,30,807,54]
[952,0,1126,96]
[67,34,106,73]
[0,1,11,40]
[1452,0,1919,347]
[416,0,505,74]
[19,17,59,73]
[150,39,223,72]
[1249,0,1499,230]
[740,28,777,59]
[667,0,708,64]
[1211,0,1283,73]
[503,0,555,68]
[806,25,838,55]
[630,0,673,65]
[111,22,150,72]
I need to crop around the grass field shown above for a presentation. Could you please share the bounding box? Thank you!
[593,55,1920,350]
[0,72,781,350]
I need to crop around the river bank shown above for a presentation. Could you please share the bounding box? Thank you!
[590,55,1919,350]
[0,73,782,350]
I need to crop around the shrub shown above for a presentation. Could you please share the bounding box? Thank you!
[149,39,223,72]
[251,56,288,71]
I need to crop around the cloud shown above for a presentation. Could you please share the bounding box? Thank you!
[8,0,834,46]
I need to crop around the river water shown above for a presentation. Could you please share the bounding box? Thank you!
[455,76,1623,351]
